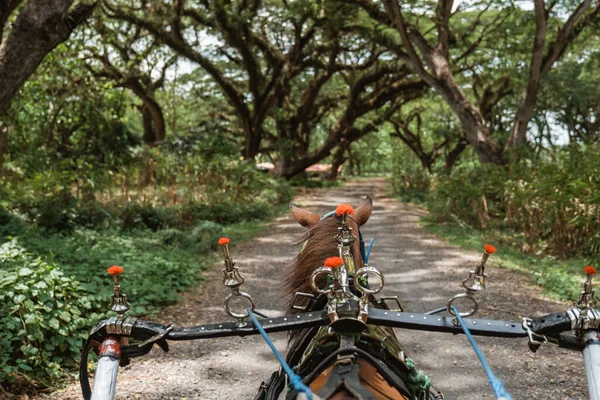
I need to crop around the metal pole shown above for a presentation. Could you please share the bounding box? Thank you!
[91,337,120,400]
[583,330,600,400]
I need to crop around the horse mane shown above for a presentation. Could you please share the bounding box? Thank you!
[282,215,365,311]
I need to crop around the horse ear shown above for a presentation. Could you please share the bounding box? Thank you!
[354,196,373,226]
[290,203,320,228]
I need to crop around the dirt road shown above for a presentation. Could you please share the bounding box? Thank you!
[47,178,587,399]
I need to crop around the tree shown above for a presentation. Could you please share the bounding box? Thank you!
[85,19,177,145]
[536,38,600,146]
[104,0,426,177]
[0,0,97,164]
[349,0,600,164]
[388,102,468,174]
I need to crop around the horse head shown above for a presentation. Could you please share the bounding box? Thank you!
[282,197,373,309]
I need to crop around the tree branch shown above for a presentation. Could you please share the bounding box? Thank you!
[436,0,454,59]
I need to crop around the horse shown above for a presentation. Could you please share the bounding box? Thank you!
[253,197,443,400]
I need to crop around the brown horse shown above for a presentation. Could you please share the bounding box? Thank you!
[253,198,440,400]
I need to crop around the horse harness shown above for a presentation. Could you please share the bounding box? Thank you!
[254,210,443,400]
[253,292,444,400]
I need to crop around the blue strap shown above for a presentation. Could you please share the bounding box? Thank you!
[364,237,375,264]
[319,211,336,221]
[358,229,366,261]
[247,309,313,399]
[451,306,512,400]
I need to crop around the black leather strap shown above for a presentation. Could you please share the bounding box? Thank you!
[253,370,285,400]
[167,310,330,340]
[528,311,572,335]
[295,347,413,398]
[367,309,527,338]
[80,338,93,400]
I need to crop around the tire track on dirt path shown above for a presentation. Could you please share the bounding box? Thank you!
[45,178,586,399]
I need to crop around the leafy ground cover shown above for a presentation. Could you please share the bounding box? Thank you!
[0,193,291,394]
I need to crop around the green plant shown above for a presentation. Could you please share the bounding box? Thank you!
[425,146,600,262]
[0,246,99,388]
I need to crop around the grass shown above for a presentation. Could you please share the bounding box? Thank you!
[421,217,589,303]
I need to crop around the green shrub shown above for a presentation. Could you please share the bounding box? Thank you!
[427,146,600,262]
[390,139,431,204]
[186,202,272,225]
[118,202,177,231]
[428,163,508,228]
[0,248,99,387]
[191,221,225,253]
[504,147,600,260]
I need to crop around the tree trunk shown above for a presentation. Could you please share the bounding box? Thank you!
[141,105,154,144]
[433,74,506,165]
[140,98,166,145]
[0,0,96,115]
[443,139,468,175]
[243,125,262,160]
[327,146,346,181]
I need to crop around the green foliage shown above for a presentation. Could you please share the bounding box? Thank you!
[0,244,99,386]
[428,162,508,227]
[389,138,431,204]
[350,129,394,176]
[0,143,293,391]
[426,146,600,263]
[0,195,288,389]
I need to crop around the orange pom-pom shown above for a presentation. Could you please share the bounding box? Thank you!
[324,256,344,268]
[107,265,124,276]
[335,204,354,216]
[584,266,596,275]
[218,237,230,245]
[484,244,497,254]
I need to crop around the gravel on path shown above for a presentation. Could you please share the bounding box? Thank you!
[41,178,587,400]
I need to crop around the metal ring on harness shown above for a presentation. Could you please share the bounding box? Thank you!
[355,266,384,295]
[225,291,256,319]
[311,267,335,294]
[446,293,479,317]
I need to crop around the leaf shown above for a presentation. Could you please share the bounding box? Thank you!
[33,281,48,289]
[18,268,34,276]
[17,363,33,371]
[48,318,59,330]
[23,299,36,311]
[58,311,71,322]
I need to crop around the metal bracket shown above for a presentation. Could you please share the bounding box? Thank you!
[380,296,405,312]
[106,316,138,336]
[291,292,316,311]
[522,317,559,352]
[355,266,385,323]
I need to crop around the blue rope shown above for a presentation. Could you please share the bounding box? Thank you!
[451,306,512,400]
[364,237,375,264]
[247,308,313,399]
